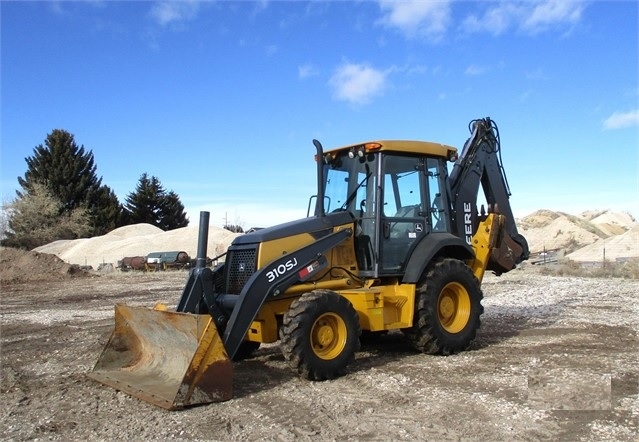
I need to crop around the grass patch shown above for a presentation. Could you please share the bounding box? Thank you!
[536,258,639,279]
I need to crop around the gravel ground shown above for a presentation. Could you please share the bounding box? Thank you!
[1,269,638,441]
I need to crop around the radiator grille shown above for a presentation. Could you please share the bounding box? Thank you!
[226,246,257,294]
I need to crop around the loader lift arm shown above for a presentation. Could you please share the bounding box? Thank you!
[176,211,353,360]
[221,227,352,359]
[448,117,529,271]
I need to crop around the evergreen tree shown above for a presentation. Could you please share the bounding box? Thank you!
[17,129,122,235]
[124,173,162,225]
[124,174,189,230]
[91,185,124,235]
[223,224,244,233]
[159,191,189,230]
[18,129,100,211]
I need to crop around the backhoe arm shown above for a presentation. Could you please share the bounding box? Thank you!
[448,118,529,271]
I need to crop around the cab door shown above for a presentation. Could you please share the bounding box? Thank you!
[379,155,429,274]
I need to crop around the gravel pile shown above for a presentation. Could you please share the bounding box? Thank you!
[518,209,637,260]
[33,222,239,270]
[566,225,639,262]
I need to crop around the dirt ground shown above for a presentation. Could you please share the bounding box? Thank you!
[1,255,638,441]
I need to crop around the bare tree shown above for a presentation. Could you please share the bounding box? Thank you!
[2,183,91,249]
[0,197,11,242]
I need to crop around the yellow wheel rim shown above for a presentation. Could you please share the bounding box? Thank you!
[437,282,471,333]
[311,313,347,360]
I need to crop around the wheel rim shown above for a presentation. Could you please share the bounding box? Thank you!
[437,282,471,333]
[311,313,347,360]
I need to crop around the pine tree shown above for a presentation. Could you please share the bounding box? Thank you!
[91,185,124,235]
[159,191,189,230]
[223,224,244,233]
[124,174,189,230]
[124,174,162,225]
[17,129,122,235]
[18,129,100,211]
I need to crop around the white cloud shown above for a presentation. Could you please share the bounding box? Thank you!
[464,64,489,76]
[47,0,106,17]
[149,1,200,27]
[298,63,319,79]
[525,67,549,80]
[251,0,269,16]
[329,63,388,105]
[522,0,585,33]
[462,2,520,35]
[462,0,586,35]
[265,44,278,57]
[603,110,639,130]
[377,0,451,40]
[519,89,533,102]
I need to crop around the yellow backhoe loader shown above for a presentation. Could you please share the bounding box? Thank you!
[89,117,529,409]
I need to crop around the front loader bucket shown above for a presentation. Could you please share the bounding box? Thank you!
[88,305,233,410]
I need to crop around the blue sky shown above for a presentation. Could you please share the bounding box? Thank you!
[1,0,637,229]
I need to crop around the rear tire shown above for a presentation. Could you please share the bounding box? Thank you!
[279,290,361,380]
[404,258,483,355]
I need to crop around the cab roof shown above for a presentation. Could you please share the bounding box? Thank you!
[325,140,458,160]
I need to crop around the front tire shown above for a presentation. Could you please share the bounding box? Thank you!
[279,290,361,380]
[404,258,483,355]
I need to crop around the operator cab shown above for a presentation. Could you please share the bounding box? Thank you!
[320,141,457,277]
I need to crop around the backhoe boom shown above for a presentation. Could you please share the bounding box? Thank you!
[449,117,529,268]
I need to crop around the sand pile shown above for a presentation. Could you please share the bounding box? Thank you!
[566,225,639,262]
[33,222,240,270]
[517,209,637,259]
[518,210,604,253]
[579,210,636,236]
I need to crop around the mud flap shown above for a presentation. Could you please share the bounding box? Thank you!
[88,305,233,410]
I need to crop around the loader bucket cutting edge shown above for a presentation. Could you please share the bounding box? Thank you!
[88,305,233,410]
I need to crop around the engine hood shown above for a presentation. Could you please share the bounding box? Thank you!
[232,211,354,245]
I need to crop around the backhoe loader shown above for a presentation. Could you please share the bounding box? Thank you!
[89,117,529,409]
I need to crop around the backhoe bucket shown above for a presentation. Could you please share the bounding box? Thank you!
[88,305,233,410]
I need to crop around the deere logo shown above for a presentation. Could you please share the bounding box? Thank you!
[238,263,246,272]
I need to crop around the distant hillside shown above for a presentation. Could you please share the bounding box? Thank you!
[517,209,638,262]
[579,210,637,236]
[566,225,639,262]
